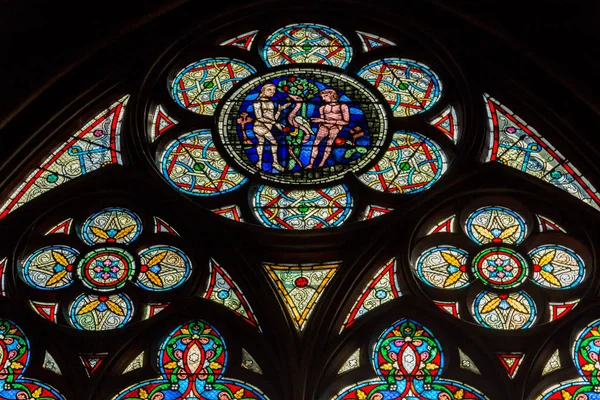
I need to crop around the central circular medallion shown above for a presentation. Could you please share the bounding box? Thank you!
[472,247,528,289]
[218,68,388,184]
[77,247,135,292]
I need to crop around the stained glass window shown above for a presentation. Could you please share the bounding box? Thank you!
[114,320,269,399]
[263,261,339,330]
[159,129,248,196]
[0,319,65,399]
[484,94,600,211]
[0,96,128,219]
[171,58,256,115]
[341,258,400,331]
[1,11,599,400]
[334,319,487,399]
[262,23,352,68]
[358,131,448,194]
[252,184,353,229]
[358,59,442,117]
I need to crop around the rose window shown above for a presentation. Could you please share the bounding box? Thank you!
[150,22,450,229]
[411,199,589,330]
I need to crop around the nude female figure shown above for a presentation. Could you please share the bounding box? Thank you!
[252,83,289,172]
[307,88,349,169]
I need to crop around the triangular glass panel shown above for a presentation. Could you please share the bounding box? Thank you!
[80,353,108,377]
[204,259,260,329]
[0,95,129,218]
[541,349,561,376]
[458,348,481,375]
[341,258,400,332]
[241,348,262,374]
[123,352,144,374]
[355,30,396,52]
[497,352,524,379]
[263,261,339,331]
[43,351,62,375]
[149,104,178,142]
[220,30,259,51]
[44,218,73,235]
[152,216,180,236]
[484,94,600,211]
[429,105,459,143]
[338,349,361,374]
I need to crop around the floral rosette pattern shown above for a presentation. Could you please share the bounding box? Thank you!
[0,319,65,399]
[334,319,487,399]
[113,320,269,399]
[411,204,587,330]
[18,207,193,331]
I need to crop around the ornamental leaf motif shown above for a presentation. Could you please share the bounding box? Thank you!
[540,269,561,287]
[90,226,110,239]
[538,250,556,267]
[146,270,164,287]
[506,297,528,313]
[46,270,67,287]
[443,271,463,287]
[499,225,519,240]
[147,251,168,267]
[481,297,502,313]
[77,300,100,315]
[51,251,69,267]
[472,225,494,240]
[441,251,461,268]
[106,300,125,316]
[114,225,136,240]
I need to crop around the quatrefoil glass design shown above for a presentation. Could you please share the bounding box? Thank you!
[538,318,600,398]
[334,319,487,399]
[0,319,64,399]
[412,205,587,330]
[18,207,192,331]
[114,319,268,399]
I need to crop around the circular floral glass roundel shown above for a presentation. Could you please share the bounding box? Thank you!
[136,245,192,291]
[573,320,600,382]
[529,244,585,290]
[80,207,142,246]
[217,68,387,184]
[77,247,135,291]
[358,131,447,194]
[252,184,353,229]
[262,23,353,68]
[160,129,248,196]
[69,293,134,331]
[171,58,256,116]
[20,245,78,290]
[358,58,442,117]
[472,247,528,289]
[464,206,527,245]
[472,290,536,330]
[413,246,470,289]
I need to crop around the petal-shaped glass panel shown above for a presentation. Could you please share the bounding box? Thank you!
[262,23,352,68]
[359,131,448,194]
[471,290,536,330]
[160,129,248,196]
[20,245,78,290]
[69,293,134,331]
[136,245,192,291]
[414,246,470,289]
[252,184,353,229]
[358,58,442,117]
[171,58,256,115]
[529,244,585,290]
[80,207,142,246]
[464,206,527,245]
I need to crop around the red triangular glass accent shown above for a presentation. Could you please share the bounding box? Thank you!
[433,301,459,318]
[79,353,108,376]
[497,353,524,378]
[45,218,73,235]
[220,31,258,51]
[153,216,179,236]
[550,302,577,321]
[31,302,58,322]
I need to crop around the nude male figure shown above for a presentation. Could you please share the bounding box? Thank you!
[252,83,289,172]
[307,88,349,169]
